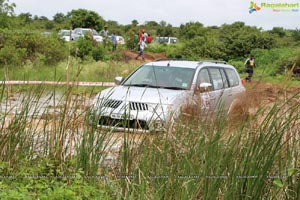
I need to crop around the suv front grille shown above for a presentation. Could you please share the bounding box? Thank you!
[101,100,150,111]
[98,116,149,130]
[129,102,149,111]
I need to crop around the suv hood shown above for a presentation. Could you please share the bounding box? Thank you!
[97,86,189,105]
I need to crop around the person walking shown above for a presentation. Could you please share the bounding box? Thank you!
[111,32,117,52]
[135,40,147,60]
[138,29,144,42]
[244,55,256,82]
[138,29,148,42]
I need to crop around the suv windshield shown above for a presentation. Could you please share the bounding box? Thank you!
[123,65,195,90]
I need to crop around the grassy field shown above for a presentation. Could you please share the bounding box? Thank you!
[0,58,139,83]
[0,86,299,199]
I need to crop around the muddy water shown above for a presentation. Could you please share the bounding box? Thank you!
[0,91,92,117]
[0,91,149,168]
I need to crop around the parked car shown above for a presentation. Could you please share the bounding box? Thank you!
[156,37,178,44]
[71,28,103,42]
[115,35,125,44]
[41,32,52,37]
[108,35,125,44]
[58,29,71,42]
[90,60,246,132]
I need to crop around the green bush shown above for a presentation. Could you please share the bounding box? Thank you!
[251,47,300,76]
[0,44,26,65]
[146,43,168,53]
[72,38,93,60]
[0,29,68,66]
[228,59,245,73]
[71,37,109,62]
[177,36,226,60]
[92,45,105,61]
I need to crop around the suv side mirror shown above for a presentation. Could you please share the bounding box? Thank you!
[199,82,213,93]
[115,76,123,85]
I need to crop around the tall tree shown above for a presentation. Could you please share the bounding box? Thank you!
[0,0,15,28]
[131,20,138,27]
[179,22,206,39]
[67,9,105,31]
[18,12,33,24]
[53,12,66,23]
[220,22,274,58]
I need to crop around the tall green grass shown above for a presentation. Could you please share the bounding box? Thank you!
[0,78,299,199]
[0,59,139,82]
[115,92,300,199]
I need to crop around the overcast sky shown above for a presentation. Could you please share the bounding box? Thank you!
[11,0,300,30]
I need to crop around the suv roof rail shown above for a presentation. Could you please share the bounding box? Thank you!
[153,58,169,62]
[198,60,227,64]
[153,58,185,62]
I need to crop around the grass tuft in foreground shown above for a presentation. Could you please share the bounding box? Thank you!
[0,82,299,199]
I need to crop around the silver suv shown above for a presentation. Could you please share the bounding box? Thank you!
[90,60,246,132]
[71,28,103,42]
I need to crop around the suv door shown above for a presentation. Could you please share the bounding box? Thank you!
[224,68,243,99]
[205,67,229,111]
[195,68,216,111]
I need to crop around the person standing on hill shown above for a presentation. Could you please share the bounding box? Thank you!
[134,32,139,43]
[111,32,117,52]
[100,26,109,37]
[244,55,256,82]
[138,29,148,42]
[147,34,153,43]
[135,40,147,61]
[138,29,143,42]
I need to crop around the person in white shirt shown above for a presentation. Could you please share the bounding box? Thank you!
[135,40,147,60]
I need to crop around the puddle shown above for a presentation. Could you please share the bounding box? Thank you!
[0,91,148,168]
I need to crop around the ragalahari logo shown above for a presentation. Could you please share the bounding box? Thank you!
[249,1,261,13]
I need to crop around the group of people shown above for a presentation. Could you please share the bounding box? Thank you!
[135,29,152,60]
[100,27,152,58]
[100,26,117,52]
[101,26,257,76]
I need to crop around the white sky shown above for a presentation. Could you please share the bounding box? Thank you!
[11,0,300,30]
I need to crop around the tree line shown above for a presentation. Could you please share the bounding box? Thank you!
[0,0,300,71]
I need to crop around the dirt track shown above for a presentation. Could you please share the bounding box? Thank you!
[243,81,300,110]
[123,50,167,61]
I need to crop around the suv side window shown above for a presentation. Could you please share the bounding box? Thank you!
[196,68,212,92]
[208,68,225,90]
[198,68,210,82]
[220,68,229,88]
[197,68,211,84]
[225,68,239,87]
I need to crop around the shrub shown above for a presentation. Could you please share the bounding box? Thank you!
[0,44,26,65]
[0,29,68,66]
[92,45,105,61]
[228,59,245,74]
[71,38,93,60]
[251,47,300,76]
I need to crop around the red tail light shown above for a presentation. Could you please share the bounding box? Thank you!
[241,79,245,85]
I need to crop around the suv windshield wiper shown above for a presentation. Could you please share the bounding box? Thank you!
[158,86,185,90]
[124,84,159,88]
[123,84,185,90]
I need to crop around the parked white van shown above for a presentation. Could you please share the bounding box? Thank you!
[156,37,178,44]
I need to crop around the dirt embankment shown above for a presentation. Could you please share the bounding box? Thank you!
[122,50,167,61]
[244,81,300,108]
